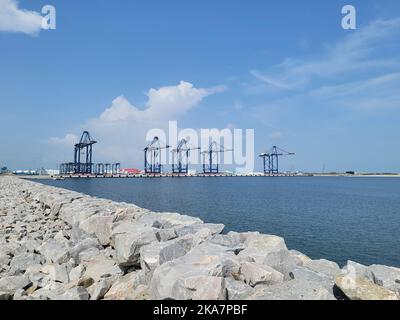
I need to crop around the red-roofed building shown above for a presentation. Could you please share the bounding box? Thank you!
[120,168,142,175]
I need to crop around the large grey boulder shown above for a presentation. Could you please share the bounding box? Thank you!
[34,192,59,209]
[88,278,113,300]
[239,261,284,287]
[79,215,115,246]
[25,264,46,286]
[249,278,336,300]
[0,292,12,300]
[0,253,10,267]
[13,289,28,300]
[113,206,148,223]
[335,274,399,300]
[0,276,31,295]
[69,265,86,282]
[137,212,203,229]
[140,234,197,279]
[103,272,144,300]
[262,250,302,280]
[9,253,44,274]
[29,281,67,300]
[69,226,93,244]
[63,276,95,290]
[238,234,288,264]
[341,260,374,282]
[140,242,171,279]
[289,250,311,265]
[304,259,341,279]
[83,255,122,282]
[77,247,102,262]
[225,277,254,300]
[20,239,41,253]
[68,238,101,262]
[155,228,178,242]
[289,266,334,293]
[174,276,226,300]
[150,242,240,300]
[37,239,70,264]
[159,235,195,265]
[175,223,225,237]
[210,234,245,254]
[41,264,70,283]
[59,200,101,226]
[112,222,158,267]
[52,231,69,245]
[368,264,400,293]
[0,242,28,257]
[48,202,63,218]
[54,287,90,300]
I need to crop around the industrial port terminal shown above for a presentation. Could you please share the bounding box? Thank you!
[55,131,299,179]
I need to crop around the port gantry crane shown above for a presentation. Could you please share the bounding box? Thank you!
[259,146,295,175]
[112,163,121,175]
[201,141,232,174]
[144,137,170,174]
[74,131,97,174]
[59,131,121,176]
[95,163,104,175]
[60,162,74,175]
[171,138,200,174]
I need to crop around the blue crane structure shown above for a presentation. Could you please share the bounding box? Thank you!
[95,163,104,175]
[58,131,121,176]
[259,146,295,175]
[144,137,170,174]
[201,141,232,174]
[59,162,74,174]
[74,131,97,174]
[171,139,200,174]
[112,163,121,175]
[105,163,111,175]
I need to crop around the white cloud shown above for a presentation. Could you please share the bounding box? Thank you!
[47,134,79,166]
[251,18,400,92]
[49,81,225,167]
[48,133,79,147]
[0,0,42,35]
[250,70,294,91]
[310,72,400,110]
[249,18,400,112]
[99,81,225,123]
[99,96,142,122]
[145,81,225,118]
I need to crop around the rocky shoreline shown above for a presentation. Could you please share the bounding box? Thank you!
[0,176,399,300]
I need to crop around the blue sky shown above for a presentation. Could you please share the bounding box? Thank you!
[1,0,400,172]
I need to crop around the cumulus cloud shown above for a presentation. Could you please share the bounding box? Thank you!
[146,81,225,117]
[99,81,225,123]
[0,0,42,35]
[99,96,142,122]
[49,81,225,167]
[48,133,79,146]
[46,134,79,166]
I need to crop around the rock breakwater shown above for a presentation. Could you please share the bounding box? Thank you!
[0,176,399,300]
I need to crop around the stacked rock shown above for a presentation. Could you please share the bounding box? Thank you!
[0,176,399,300]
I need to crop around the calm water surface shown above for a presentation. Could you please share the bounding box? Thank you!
[38,177,400,267]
